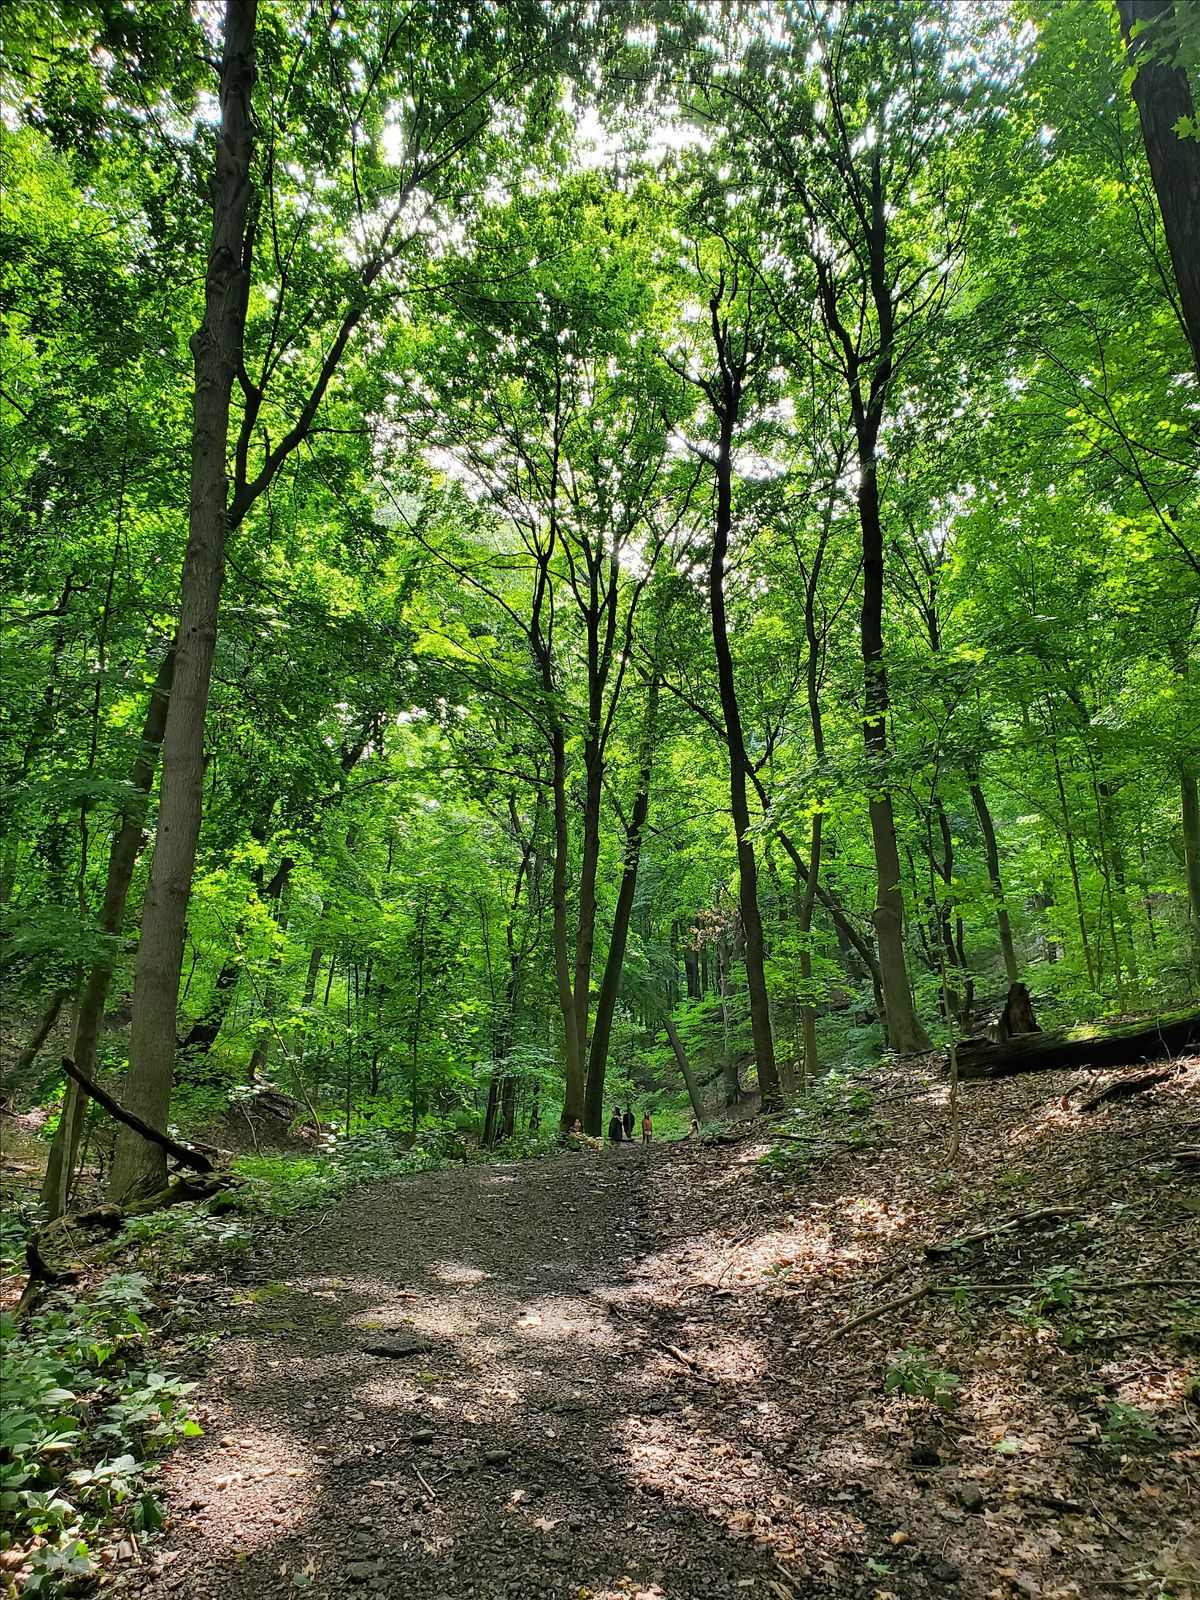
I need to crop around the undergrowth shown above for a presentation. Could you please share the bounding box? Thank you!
[0,1276,198,1595]
[0,1128,443,1592]
[758,1065,885,1176]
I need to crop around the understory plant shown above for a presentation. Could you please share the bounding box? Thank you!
[0,1276,199,1594]
[884,1347,961,1411]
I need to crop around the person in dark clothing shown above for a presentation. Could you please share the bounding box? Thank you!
[608,1106,625,1144]
[622,1106,635,1140]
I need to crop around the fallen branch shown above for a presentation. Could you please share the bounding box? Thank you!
[62,1057,214,1173]
[773,1131,869,1148]
[833,1282,935,1336]
[924,1205,1084,1258]
[1078,1067,1176,1113]
[833,1278,1200,1337]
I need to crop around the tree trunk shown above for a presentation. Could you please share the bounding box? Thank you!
[42,645,175,1217]
[858,457,931,1054]
[958,1009,1199,1081]
[969,776,1020,985]
[663,1015,705,1123]
[3,988,68,1111]
[1183,761,1200,965]
[1117,0,1200,379]
[302,944,323,1008]
[710,408,781,1106]
[110,1,258,1203]
[551,721,585,1132]
[584,680,657,1131]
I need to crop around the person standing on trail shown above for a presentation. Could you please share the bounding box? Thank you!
[622,1106,635,1140]
[641,1110,653,1144]
[608,1106,625,1144]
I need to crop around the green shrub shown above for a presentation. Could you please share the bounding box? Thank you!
[232,1127,438,1216]
[0,1276,199,1592]
[884,1347,961,1411]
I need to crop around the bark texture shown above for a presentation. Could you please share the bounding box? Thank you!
[111,0,259,1203]
[1118,0,1200,378]
[41,645,176,1217]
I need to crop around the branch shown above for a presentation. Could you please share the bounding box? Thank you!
[61,1057,215,1173]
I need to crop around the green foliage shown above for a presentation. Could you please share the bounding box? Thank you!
[231,1130,441,1218]
[2,0,1196,1168]
[884,1348,962,1412]
[1099,1401,1161,1451]
[0,1278,198,1591]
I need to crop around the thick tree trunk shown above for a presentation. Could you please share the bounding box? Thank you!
[969,776,1020,985]
[663,1014,705,1124]
[111,0,258,1204]
[41,645,175,1216]
[1117,0,1200,379]
[710,411,781,1107]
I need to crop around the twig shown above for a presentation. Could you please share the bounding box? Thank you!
[414,1465,438,1500]
[663,1341,703,1372]
[833,1282,934,1336]
[1086,1490,1132,1543]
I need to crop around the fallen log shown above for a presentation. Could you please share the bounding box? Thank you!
[954,1012,1200,1082]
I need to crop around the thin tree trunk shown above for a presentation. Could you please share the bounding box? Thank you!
[41,645,175,1217]
[551,722,585,1131]
[409,902,426,1137]
[110,0,258,1203]
[4,989,68,1111]
[795,814,823,1090]
[302,945,323,1007]
[663,1015,705,1123]
[858,455,930,1054]
[710,406,780,1107]
[584,679,658,1131]
[1047,726,1098,993]
[1182,761,1200,968]
[968,775,1020,985]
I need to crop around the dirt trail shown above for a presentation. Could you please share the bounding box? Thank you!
[125,1065,1199,1600]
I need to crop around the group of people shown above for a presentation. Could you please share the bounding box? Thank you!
[564,1105,655,1148]
[608,1104,652,1145]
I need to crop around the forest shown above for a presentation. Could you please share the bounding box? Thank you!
[1,0,1199,1597]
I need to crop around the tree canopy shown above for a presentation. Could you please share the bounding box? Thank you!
[2,0,1197,1189]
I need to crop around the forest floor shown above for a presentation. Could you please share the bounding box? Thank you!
[117,1057,1199,1600]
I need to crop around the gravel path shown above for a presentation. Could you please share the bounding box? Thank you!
[121,1066,1199,1600]
[126,1144,795,1600]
